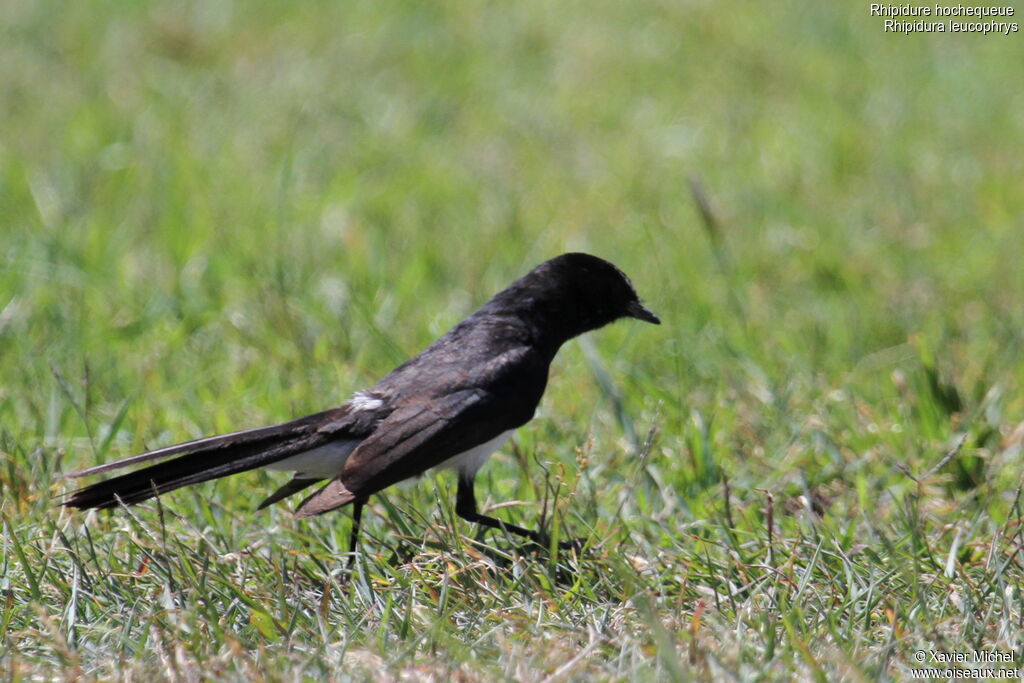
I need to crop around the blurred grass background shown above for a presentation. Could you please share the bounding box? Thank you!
[2,0,1023,679]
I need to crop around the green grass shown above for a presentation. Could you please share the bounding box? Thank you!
[3,0,1024,679]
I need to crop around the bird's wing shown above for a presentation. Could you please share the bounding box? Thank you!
[295,347,544,518]
[294,390,510,518]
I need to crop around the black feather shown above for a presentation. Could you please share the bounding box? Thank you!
[64,432,333,509]
[65,407,350,480]
[256,476,322,510]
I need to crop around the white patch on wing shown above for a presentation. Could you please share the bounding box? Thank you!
[436,430,514,477]
[265,440,359,478]
[350,391,384,412]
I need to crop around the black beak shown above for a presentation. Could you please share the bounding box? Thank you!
[627,300,661,325]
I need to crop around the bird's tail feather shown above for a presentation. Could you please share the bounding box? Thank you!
[63,432,332,510]
[65,407,346,480]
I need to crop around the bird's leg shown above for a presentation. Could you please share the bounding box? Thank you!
[347,498,365,568]
[456,475,580,550]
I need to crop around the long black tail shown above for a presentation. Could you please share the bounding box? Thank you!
[63,409,346,510]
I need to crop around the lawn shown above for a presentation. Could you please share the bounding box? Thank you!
[2,0,1023,679]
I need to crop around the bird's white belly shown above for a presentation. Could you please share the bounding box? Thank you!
[267,430,512,482]
[436,430,514,477]
[266,440,359,478]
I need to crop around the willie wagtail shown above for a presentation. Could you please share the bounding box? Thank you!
[64,253,660,555]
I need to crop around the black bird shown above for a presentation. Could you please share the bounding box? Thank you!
[64,253,660,556]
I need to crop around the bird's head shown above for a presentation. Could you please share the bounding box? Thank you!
[510,253,660,341]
